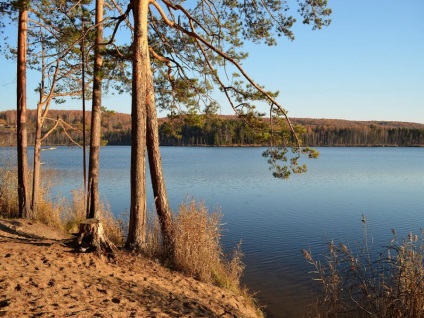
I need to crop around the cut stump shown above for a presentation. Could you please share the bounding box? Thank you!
[76,218,117,259]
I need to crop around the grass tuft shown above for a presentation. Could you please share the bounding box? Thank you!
[174,200,244,290]
[146,200,244,292]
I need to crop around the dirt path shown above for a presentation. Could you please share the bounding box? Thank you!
[0,219,259,318]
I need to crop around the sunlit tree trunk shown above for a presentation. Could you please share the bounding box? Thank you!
[87,0,103,219]
[32,30,46,217]
[146,65,174,256]
[31,92,43,216]
[125,0,148,250]
[17,4,29,219]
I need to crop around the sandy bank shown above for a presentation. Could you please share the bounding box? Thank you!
[0,218,259,317]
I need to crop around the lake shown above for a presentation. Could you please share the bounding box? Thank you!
[1,146,423,317]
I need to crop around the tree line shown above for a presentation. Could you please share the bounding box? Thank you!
[157,117,424,147]
[2,110,423,147]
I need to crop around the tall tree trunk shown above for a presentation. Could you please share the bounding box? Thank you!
[146,66,174,256]
[31,100,43,216]
[87,0,103,219]
[81,9,87,207]
[125,0,148,251]
[32,31,46,217]
[17,5,29,219]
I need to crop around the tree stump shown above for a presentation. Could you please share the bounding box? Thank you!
[76,218,117,259]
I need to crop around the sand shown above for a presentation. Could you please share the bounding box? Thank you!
[0,218,259,318]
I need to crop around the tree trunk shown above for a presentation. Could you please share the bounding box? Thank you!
[146,66,174,257]
[32,34,46,217]
[31,102,43,216]
[125,0,148,251]
[17,6,29,219]
[87,0,104,219]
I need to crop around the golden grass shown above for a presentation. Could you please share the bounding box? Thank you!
[303,218,424,317]
[146,200,245,292]
[168,200,263,317]
[60,189,125,246]
[0,160,19,217]
[0,162,125,247]
[174,200,244,290]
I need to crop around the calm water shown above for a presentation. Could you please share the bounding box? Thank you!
[1,146,423,317]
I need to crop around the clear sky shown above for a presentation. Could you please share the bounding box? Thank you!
[1,0,423,123]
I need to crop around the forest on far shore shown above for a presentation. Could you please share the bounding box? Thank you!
[1,109,423,147]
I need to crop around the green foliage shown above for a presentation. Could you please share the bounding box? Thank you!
[159,114,273,146]
[101,106,116,114]
[9,0,30,11]
[298,0,332,30]
[262,146,318,179]
[2,0,131,104]
[100,137,108,147]
[144,0,331,178]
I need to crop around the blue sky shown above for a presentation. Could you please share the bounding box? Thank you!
[1,0,423,123]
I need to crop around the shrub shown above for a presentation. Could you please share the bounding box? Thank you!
[303,216,424,317]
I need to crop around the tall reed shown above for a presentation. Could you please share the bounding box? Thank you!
[303,217,424,317]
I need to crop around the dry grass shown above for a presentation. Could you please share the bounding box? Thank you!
[0,154,61,227]
[173,200,244,290]
[0,159,19,217]
[146,200,244,292]
[144,200,264,316]
[60,189,87,234]
[60,189,125,246]
[303,216,424,317]
[0,163,125,247]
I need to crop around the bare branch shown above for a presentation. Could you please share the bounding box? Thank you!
[100,0,134,46]
[109,0,134,31]
[58,120,83,147]
[40,117,60,142]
